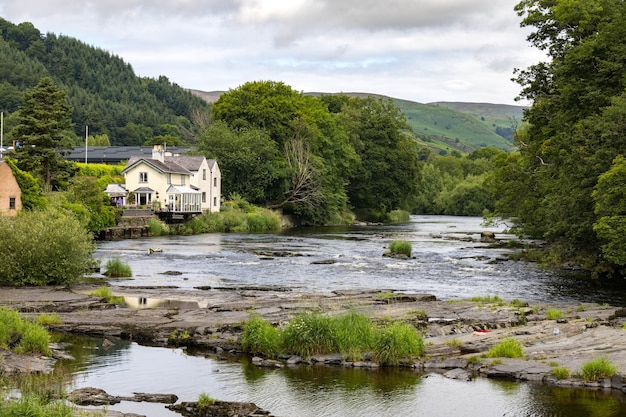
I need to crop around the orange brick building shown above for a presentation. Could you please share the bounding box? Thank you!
[0,160,22,216]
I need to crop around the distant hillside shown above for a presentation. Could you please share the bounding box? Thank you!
[0,18,211,146]
[197,90,525,153]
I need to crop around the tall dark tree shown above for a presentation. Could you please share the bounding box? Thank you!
[492,0,626,274]
[12,76,77,189]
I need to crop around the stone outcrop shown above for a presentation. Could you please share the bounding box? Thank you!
[167,400,273,417]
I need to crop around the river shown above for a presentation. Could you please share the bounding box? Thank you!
[67,215,626,416]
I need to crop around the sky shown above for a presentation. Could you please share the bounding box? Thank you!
[0,0,546,105]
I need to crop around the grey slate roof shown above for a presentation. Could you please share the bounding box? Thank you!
[121,158,191,175]
[64,146,192,164]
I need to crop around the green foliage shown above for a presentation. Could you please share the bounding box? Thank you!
[197,393,217,408]
[334,310,376,361]
[486,337,524,359]
[0,209,95,286]
[551,366,571,380]
[545,309,563,320]
[75,162,123,177]
[491,0,626,274]
[12,77,77,190]
[178,199,282,234]
[581,357,617,381]
[386,210,411,223]
[387,240,412,257]
[4,157,48,210]
[64,176,117,233]
[0,307,51,356]
[0,394,80,417]
[241,315,281,357]
[88,285,125,304]
[468,295,504,305]
[374,321,425,366]
[103,258,132,278]
[149,218,170,236]
[35,313,63,326]
[281,312,337,359]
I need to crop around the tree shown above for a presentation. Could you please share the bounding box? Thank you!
[197,121,284,203]
[12,77,77,189]
[490,0,626,271]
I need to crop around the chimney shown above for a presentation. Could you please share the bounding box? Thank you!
[152,145,164,162]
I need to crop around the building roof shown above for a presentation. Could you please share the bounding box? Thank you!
[121,158,191,175]
[104,183,128,197]
[65,146,192,164]
[164,155,205,171]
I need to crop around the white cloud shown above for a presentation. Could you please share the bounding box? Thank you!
[0,0,545,104]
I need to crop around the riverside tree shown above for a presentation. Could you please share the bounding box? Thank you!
[492,0,626,275]
[11,76,77,190]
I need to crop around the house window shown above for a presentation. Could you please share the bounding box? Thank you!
[202,192,206,203]
[213,177,217,187]
[181,176,185,186]
[139,172,148,183]
[203,169,206,180]
[9,197,16,210]
[213,197,217,206]
[167,173,171,184]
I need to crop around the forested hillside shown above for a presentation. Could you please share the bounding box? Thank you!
[0,18,210,146]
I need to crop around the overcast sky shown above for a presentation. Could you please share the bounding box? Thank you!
[0,0,545,105]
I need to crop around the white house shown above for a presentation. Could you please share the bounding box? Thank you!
[121,145,221,214]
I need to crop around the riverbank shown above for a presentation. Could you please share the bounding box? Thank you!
[3,283,626,407]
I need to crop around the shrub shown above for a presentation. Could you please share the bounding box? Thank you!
[0,395,78,417]
[387,240,412,257]
[0,307,51,356]
[374,321,425,366]
[486,337,524,358]
[241,315,281,357]
[281,313,337,359]
[386,210,411,223]
[0,209,95,286]
[149,218,170,236]
[103,258,132,278]
[581,357,617,381]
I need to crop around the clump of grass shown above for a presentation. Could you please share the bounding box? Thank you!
[387,240,412,257]
[486,337,524,359]
[551,366,570,380]
[0,395,78,417]
[545,308,563,320]
[374,321,425,366]
[35,313,63,326]
[469,295,505,306]
[509,299,528,308]
[444,338,463,348]
[386,210,411,223]
[335,310,376,361]
[0,307,51,356]
[103,257,132,278]
[281,312,337,359]
[241,315,281,357]
[580,357,617,381]
[197,392,217,408]
[466,355,482,365]
[89,285,125,304]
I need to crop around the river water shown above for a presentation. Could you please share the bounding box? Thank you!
[67,215,626,416]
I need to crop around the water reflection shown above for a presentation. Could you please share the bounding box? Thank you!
[62,339,626,417]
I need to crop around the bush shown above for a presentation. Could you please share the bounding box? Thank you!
[546,308,563,320]
[374,321,425,366]
[0,307,51,356]
[35,313,63,326]
[387,240,412,257]
[149,218,170,236]
[0,209,95,286]
[486,337,524,359]
[386,210,410,223]
[0,395,78,417]
[241,315,281,357]
[197,392,217,408]
[581,357,617,381]
[552,366,570,380]
[103,258,132,278]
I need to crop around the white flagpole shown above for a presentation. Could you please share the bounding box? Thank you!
[85,125,88,163]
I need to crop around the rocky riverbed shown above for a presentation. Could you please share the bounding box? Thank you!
[3,283,626,416]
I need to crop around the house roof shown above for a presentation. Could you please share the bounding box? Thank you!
[64,146,192,164]
[121,158,191,175]
[167,185,201,194]
[104,183,128,197]
[164,155,205,171]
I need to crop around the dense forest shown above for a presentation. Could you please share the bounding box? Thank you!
[0,18,210,146]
